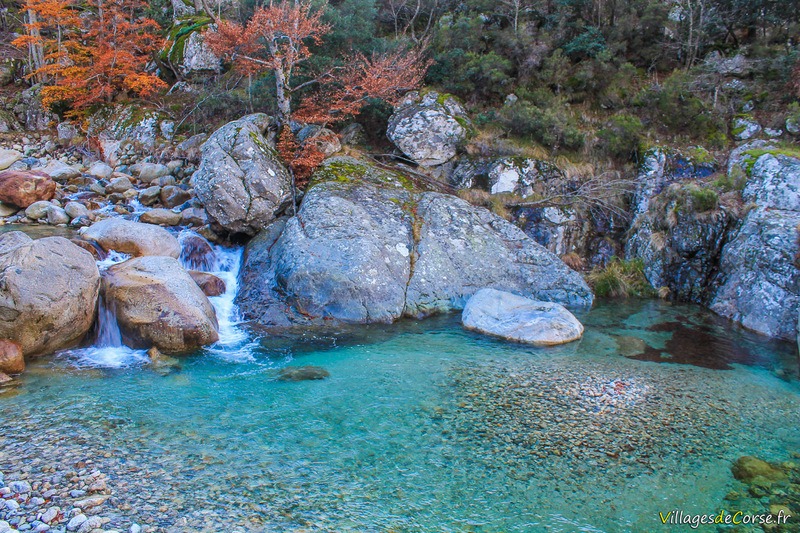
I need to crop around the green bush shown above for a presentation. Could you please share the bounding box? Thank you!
[686,185,719,212]
[597,114,644,161]
[497,101,584,151]
[587,258,656,298]
[635,71,727,142]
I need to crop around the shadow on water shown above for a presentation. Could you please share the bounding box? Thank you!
[588,298,799,375]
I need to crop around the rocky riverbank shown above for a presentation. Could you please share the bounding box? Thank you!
[0,87,797,384]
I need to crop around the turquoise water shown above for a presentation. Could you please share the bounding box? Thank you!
[1,300,799,532]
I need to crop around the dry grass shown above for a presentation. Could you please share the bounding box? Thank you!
[560,252,586,271]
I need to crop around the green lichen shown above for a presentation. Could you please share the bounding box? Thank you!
[248,131,278,157]
[686,146,715,166]
[308,157,419,192]
[742,146,800,175]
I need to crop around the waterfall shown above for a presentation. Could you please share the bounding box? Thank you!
[57,251,148,368]
[204,244,260,362]
[177,229,258,361]
[59,230,256,368]
[95,294,123,348]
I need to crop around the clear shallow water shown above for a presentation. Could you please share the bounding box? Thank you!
[1,300,800,532]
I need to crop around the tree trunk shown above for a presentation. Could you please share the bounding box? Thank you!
[26,9,45,83]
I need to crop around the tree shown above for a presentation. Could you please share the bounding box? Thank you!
[206,1,430,182]
[13,0,167,113]
[12,0,82,85]
[205,2,330,125]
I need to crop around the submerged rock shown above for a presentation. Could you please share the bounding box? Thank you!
[193,113,291,235]
[731,456,787,484]
[237,157,592,328]
[462,288,584,345]
[102,256,219,353]
[277,366,330,382]
[79,218,181,258]
[0,232,100,356]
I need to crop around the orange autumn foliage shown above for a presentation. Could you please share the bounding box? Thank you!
[206,1,430,181]
[276,128,327,188]
[13,0,166,114]
[294,48,431,126]
[205,2,330,123]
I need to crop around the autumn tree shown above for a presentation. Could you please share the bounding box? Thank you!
[206,0,429,183]
[12,0,82,85]
[13,0,167,114]
[205,2,330,126]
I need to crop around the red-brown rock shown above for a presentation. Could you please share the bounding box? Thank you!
[0,339,24,374]
[0,170,56,208]
[188,271,226,297]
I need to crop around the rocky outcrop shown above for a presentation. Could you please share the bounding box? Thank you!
[0,232,100,356]
[386,91,470,167]
[237,157,592,328]
[626,183,733,302]
[625,147,729,302]
[12,85,57,131]
[710,153,800,340]
[161,16,221,78]
[79,218,182,258]
[103,256,219,353]
[193,114,292,236]
[462,288,584,345]
[0,170,56,208]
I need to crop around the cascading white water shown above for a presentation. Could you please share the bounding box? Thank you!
[58,250,149,368]
[60,230,257,368]
[195,239,260,362]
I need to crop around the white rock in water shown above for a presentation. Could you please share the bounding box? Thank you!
[66,513,87,531]
[462,288,584,346]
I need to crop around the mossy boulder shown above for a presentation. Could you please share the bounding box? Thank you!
[732,456,787,484]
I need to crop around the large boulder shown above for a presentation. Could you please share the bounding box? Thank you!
[710,153,800,340]
[193,113,292,235]
[0,232,100,356]
[0,170,56,208]
[710,207,799,339]
[462,288,584,345]
[103,256,219,353]
[386,91,470,167]
[79,218,181,258]
[237,157,592,328]
[404,191,593,316]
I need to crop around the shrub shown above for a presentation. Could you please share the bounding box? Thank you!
[587,257,656,298]
[497,101,584,151]
[597,113,644,161]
